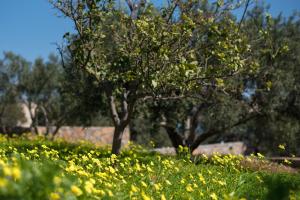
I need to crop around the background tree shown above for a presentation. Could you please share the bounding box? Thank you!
[239,4,300,156]
[59,51,112,128]
[18,54,64,135]
[128,0,259,154]
[131,4,300,157]
[0,51,108,137]
[0,52,26,134]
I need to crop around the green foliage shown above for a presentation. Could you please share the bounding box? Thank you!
[263,174,300,200]
[0,52,27,129]
[0,104,25,128]
[0,51,111,136]
[59,0,252,95]
[61,57,111,126]
[237,5,300,155]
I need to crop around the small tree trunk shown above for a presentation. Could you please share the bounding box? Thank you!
[105,88,134,155]
[112,124,127,155]
[40,106,50,137]
[164,125,185,154]
[32,125,39,135]
[50,124,62,141]
[129,122,138,142]
[28,102,39,135]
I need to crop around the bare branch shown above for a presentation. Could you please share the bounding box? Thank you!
[238,0,251,31]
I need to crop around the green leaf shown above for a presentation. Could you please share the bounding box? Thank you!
[151,80,158,88]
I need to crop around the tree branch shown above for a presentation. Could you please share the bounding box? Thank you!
[161,120,185,150]
[190,112,258,152]
[238,0,251,31]
[105,88,121,127]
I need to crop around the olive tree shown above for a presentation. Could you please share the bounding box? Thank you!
[51,0,254,154]
[0,52,27,133]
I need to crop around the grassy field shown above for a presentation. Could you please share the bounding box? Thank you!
[0,136,299,200]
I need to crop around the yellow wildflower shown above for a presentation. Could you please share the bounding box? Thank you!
[198,173,206,184]
[161,194,166,200]
[11,167,21,180]
[141,191,151,200]
[108,166,116,174]
[49,192,60,200]
[107,190,113,197]
[96,172,107,179]
[3,166,11,176]
[89,178,96,184]
[105,182,113,188]
[84,180,94,193]
[77,170,90,177]
[71,185,83,196]
[284,159,292,165]
[153,183,161,191]
[135,163,141,171]
[111,154,117,163]
[217,180,226,186]
[165,180,172,185]
[0,178,7,187]
[257,153,264,159]
[210,193,218,200]
[0,160,5,166]
[141,181,147,188]
[131,185,139,193]
[82,155,89,162]
[186,184,194,192]
[278,144,285,150]
[146,166,153,172]
[93,189,105,195]
[256,175,263,183]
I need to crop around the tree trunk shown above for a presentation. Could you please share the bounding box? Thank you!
[28,102,39,135]
[32,124,39,135]
[49,124,62,141]
[129,123,138,142]
[112,123,127,155]
[164,125,185,153]
[105,87,134,155]
[39,105,50,137]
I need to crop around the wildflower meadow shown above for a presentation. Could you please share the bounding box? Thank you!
[1,1,300,199]
[0,136,298,200]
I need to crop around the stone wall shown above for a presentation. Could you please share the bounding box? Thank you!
[193,141,246,155]
[154,142,247,155]
[37,126,130,146]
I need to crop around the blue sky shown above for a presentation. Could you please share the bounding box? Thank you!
[0,0,299,62]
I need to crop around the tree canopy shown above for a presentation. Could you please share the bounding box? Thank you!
[50,0,256,154]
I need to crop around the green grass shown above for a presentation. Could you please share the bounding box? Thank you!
[0,137,299,200]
